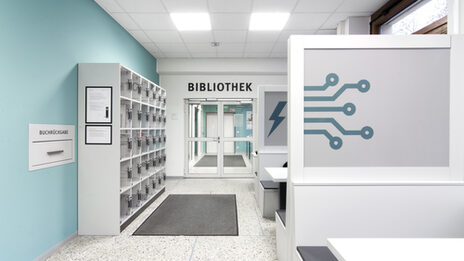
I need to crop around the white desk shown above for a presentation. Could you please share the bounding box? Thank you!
[328,238,464,261]
[265,167,287,182]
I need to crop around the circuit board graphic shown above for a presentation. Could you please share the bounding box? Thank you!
[304,73,373,150]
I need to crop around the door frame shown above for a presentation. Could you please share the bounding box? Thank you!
[184,98,255,178]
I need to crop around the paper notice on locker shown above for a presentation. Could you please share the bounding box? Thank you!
[86,87,112,123]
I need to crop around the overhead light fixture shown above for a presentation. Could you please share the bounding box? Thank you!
[249,13,290,31]
[170,13,211,31]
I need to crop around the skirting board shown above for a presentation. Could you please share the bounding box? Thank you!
[34,232,77,261]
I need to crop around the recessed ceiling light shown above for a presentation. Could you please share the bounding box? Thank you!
[170,13,211,31]
[249,13,290,31]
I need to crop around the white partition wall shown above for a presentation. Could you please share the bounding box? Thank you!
[286,35,464,260]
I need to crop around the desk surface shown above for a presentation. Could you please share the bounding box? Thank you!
[328,238,464,261]
[264,167,287,182]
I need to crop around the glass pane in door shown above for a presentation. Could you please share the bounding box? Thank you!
[222,141,253,175]
[222,102,253,176]
[188,103,218,138]
[223,104,253,138]
[187,141,218,174]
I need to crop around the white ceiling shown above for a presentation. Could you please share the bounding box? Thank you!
[95,0,388,59]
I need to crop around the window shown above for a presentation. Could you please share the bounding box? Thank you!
[381,0,447,34]
[371,0,447,34]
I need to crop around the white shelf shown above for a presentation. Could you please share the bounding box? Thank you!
[78,63,167,235]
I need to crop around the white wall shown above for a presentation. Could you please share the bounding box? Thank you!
[158,58,287,177]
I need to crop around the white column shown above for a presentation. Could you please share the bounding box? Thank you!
[449,0,464,34]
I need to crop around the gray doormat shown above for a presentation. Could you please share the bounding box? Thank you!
[133,194,238,236]
[194,155,246,167]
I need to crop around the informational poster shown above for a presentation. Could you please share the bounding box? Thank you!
[246,111,253,130]
[264,92,287,146]
[85,125,112,145]
[86,86,112,123]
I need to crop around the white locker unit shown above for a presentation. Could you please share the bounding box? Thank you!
[78,63,167,235]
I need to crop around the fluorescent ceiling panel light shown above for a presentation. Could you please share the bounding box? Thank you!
[249,13,290,31]
[170,13,211,31]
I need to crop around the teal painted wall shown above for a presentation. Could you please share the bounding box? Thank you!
[0,0,158,260]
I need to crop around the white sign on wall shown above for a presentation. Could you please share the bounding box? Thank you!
[303,48,450,167]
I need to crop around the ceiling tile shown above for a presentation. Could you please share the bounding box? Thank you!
[146,30,183,43]
[252,0,298,12]
[208,0,252,13]
[95,0,124,12]
[213,31,247,43]
[285,13,331,30]
[316,29,337,35]
[191,52,218,58]
[321,12,371,29]
[294,0,343,13]
[180,31,214,43]
[277,30,317,42]
[111,13,139,30]
[156,43,189,53]
[116,0,166,12]
[270,52,287,58]
[245,43,274,53]
[246,31,280,43]
[162,52,191,58]
[186,43,217,53]
[211,14,250,30]
[162,0,208,12]
[130,13,176,30]
[272,42,287,53]
[337,0,388,13]
[150,51,165,58]
[129,30,151,43]
[244,52,270,58]
[216,43,245,52]
[217,52,244,58]
[141,42,160,53]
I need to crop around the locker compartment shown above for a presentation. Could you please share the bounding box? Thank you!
[141,130,149,153]
[149,176,158,192]
[157,172,163,187]
[141,179,150,201]
[148,108,155,128]
[141,80,150,103]
[141,105,149,128]
[131,186,143,208]
[120,160,132,189]
[161,171,166,186]
[131,102,141,128]
[149,84,156,105]
[120,190,132,221]
[149,130,155,151]
[120,131,131,159]
[132,158,142,180]
[149,152,156,173]
[120,68,132,98]
[141,155,149,177]
[120,100,132,128]
[132,75,142,100]
[132,131,141,156]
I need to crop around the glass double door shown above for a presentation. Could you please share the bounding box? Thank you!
[185,99,254,177]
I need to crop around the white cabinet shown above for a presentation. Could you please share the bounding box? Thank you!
[78,63,166,235]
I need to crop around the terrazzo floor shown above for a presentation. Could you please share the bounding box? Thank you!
[47,178,277,261]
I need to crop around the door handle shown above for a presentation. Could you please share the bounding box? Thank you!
[217,136,220,143]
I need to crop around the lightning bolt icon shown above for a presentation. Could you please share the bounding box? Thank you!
[268,101,287,137]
